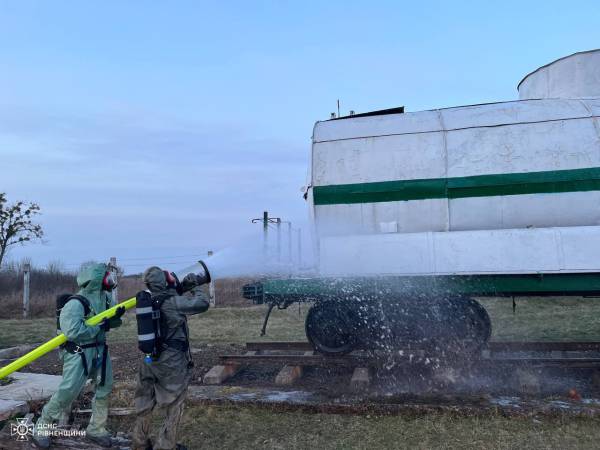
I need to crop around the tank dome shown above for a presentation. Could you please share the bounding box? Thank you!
[518,49,600,100]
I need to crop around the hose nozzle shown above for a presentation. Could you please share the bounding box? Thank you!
[197,260,211,285]
[180,260,212,292]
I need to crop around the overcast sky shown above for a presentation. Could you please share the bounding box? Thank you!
[1,1,599,273]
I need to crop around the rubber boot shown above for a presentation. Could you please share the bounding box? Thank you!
[86,433,113,448]
[131,415,153,450]
[32,419,52,449]
[86,396,112,447]
[32,434,51,449]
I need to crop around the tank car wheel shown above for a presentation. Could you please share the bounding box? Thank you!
[305,301,356,355]
[450,297,492,356]
[467,297,492,341]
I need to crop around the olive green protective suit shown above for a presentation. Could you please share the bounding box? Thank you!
[132,266,210,450]
[35,263,122,440]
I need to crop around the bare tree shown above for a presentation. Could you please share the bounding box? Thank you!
[0,193,44,268]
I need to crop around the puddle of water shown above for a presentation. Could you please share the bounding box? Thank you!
[227,390,313,404]
[265,391,312,403]
[490,396,522,408]
[229,393,258,401]
[490,396,600,411]
[548,400,572,409]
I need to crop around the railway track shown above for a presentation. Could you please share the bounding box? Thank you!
[202,341,600,388]
[244,341,600,353]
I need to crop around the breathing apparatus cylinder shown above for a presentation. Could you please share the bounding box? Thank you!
[135,290,157,363]
[136,260,212,364]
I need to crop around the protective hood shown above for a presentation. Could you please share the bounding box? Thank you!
[77,263,108,290]
[77,262,112,314]
[143,266,168,293]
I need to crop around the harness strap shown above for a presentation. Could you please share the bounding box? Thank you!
[80,353,88,377]
[62,341,105,379]
[182,319,194,369]
[100,343,108,386]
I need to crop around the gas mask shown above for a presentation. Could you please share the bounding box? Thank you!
[102,271,118,291]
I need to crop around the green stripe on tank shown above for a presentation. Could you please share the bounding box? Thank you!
[313,167,600,205]
[257,272,600,298]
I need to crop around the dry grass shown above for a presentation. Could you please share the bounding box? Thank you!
[104,396,600,450]
[3,297,600,348]
[481,296,600,341]
[5,298,600,449]
[213,277,257,307]
[112,304,307,344]
[0,276,145,318]
[0,270,254,319]
[174,405,600,450]
[0,264,77,318]
[0,305,307,347]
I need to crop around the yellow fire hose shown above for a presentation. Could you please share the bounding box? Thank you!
[0,261,206,380]
[0,297,137,380]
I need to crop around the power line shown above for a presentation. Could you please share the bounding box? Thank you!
[120,261,198,267]
[56,253,211,268]
[116,254,207,262]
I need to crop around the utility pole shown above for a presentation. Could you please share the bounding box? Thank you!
[23,263,30,319]
[276,218,282,262]
[207,250,215,307]
[287,222,292,264]
[252,211,281,263]
[262,211,268,259]
[109,257,118,303]
[297,228,302,268]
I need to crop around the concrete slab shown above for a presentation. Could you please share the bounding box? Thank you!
[0,372,62,402]
[202,351,257,385]
[203,365,240,385]
[0,398,29,421]
[0,344,38,360]
[275,365,303,386]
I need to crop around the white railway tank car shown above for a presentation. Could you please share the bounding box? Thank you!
[311,49,600,279]
[245,50,600,355]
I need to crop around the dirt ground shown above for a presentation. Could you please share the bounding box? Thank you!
[4,300,600,449]
[8,341,600,450]
[22,339,600,400]
[23,342,244,385]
